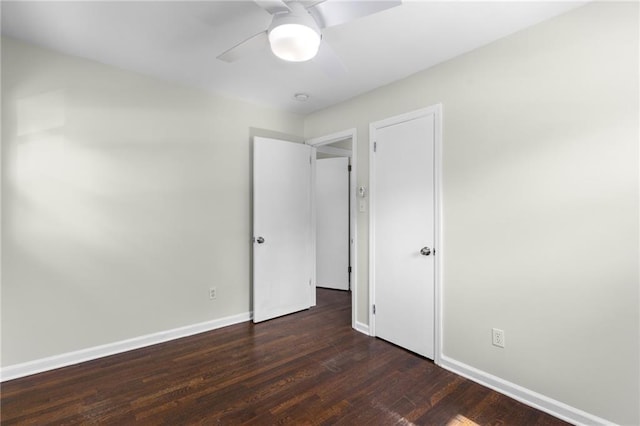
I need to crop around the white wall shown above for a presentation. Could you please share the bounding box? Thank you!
[1,37,304,366]
[304,2,639,425]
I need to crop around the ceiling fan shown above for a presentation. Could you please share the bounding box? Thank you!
[217,0,402,76]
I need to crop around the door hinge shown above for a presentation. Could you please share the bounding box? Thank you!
[309,279,312,286]
[373,141,377,152]
[348,165,352,172]
[373,304,376,315]
[348,266,352,273]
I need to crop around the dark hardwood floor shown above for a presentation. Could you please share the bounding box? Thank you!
[1,289,568,425]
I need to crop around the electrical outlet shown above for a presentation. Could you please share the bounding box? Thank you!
[209,287,217,300]
[492,328,505,348]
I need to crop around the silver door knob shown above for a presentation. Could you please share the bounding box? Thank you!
[420,247,431,256]
[255,237,265,244]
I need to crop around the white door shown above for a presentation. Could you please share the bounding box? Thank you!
[316,157,349,291]
[371,108,438,359]
[253,137,313,323]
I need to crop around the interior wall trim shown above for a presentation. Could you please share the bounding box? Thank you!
[354,321,370,336]
[438,355,613,426]
[0,311,252,382]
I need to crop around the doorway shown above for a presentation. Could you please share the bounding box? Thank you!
[307,129,358,330]
[369,106,442,360]
[316,156,350,291]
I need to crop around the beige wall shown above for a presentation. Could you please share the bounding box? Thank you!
[1,37,304,366]
[304,2,639,424]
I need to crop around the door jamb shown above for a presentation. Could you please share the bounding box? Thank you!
[369,105,443,365]
[306,129,358,331]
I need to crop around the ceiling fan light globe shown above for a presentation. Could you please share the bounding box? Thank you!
[268,23,321,62]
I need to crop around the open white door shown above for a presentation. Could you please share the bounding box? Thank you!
[253,137,313,323]
[316,157,350,290]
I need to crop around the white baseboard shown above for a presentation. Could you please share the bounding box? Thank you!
[438,355,614,426]
[1,311,252,382]
[354,321,370,336]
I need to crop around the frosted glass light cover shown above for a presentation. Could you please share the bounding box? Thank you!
[268,23,321,62]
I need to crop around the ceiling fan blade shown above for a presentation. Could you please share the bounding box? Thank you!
[308,0,401,28]
[217,31,269,63]
[313,41,347,78]
[254,0,291,15]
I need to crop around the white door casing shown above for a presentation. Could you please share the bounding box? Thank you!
[316,157,350,291]
[369,106,442,360]
[253,137,313,323]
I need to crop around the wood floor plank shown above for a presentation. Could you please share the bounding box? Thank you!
[1,289,569,425]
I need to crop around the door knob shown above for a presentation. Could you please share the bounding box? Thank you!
[255,237,265,244]
[420,247,431,256]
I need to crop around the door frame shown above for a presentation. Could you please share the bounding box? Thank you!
[369,105,443,364]
[306,129,358,331]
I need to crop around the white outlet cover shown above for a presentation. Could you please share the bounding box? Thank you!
[492,328,505,348]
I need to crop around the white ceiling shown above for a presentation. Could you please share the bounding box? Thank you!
[1,1,586,115]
